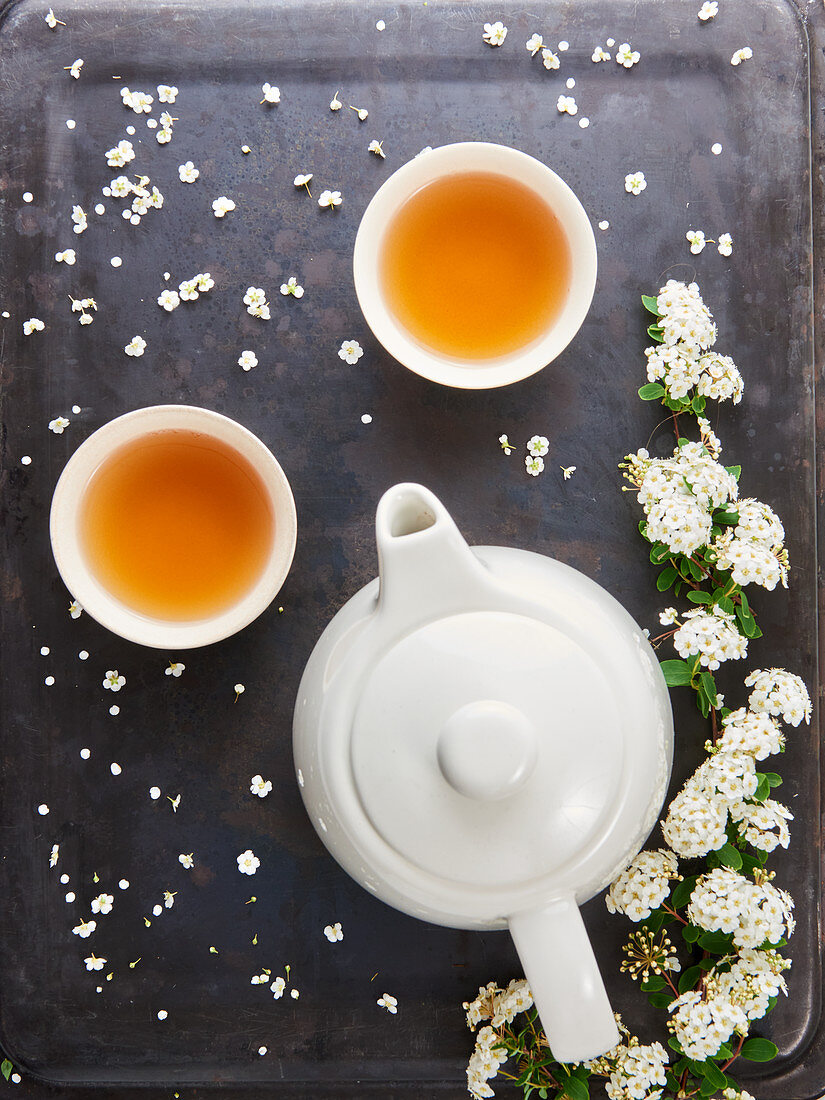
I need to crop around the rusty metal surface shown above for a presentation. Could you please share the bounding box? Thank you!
[0,0,821,1095]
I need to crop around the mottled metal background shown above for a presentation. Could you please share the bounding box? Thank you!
[0,0,822,1096]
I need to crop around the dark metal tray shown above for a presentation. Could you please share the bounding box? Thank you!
[0,0,822,1095]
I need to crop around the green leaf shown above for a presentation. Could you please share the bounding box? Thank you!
[686,590,712,604]
[642,293,660,315]
[703,1061,728,1090]
[643,910,666,933]
[716,843,743,870]
[713,510,740,525]
[648,990,675,1008]
[698,930,734,954]
[765,772,783,788]
[725,464,742,482]
[671,876,697,909]
[667,1037,684,1054]
[750,622,763,639]
[696,688,711,719]
[649,543,672,565]
[656,566,679,591]
[736,604,758,638]
[0,1061,11,1082]
[660,659,694,687]
[740,1038,778,1062]
[699,1074,717,1097]
[685,557,703,581]
[639,382,666,401]
[539,1090,547,1100]
[753,774,770,802]
[700,671,718,707]
[682,922,702,944]
[691,394,707,416]
[559,1075,589,1100]
[716,1043,734,1059]
[678,964,703,994]
[641,974,667,991]
[647,323,665,343]
[717,595,735,615]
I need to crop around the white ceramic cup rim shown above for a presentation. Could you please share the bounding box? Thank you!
[353,141,598,389]
[49,405,298,649]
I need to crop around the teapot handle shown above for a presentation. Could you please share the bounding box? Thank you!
[508,895,619,1064]
[374,483,491,619]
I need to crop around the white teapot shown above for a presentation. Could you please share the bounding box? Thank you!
[293,484,673,1062]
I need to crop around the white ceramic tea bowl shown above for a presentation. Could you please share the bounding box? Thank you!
[49,405,297,649]
[352,141,598,389]
[294,483,673,1062]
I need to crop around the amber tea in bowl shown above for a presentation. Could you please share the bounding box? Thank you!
[50,406,297,649]
[353,142,597,389]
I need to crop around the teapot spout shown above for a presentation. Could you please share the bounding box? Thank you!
[375,484,490,621]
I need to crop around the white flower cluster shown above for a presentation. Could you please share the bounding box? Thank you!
[745,667,811,726]
[624,439,737,556]
[244,285,270,320]
[605,1041,668,1100]
[710,948,791,1022]
[672,606,748,670]
[71,204,87,235]
[605,849,680,922]
[156,110,176,145]
[716,706,784,759]
[105,139,136,168]
[713,499,789,589]
[730,799,793,853]
[661,750,761,859]
[463,979,532,1098]
[645,281,743,404]
[120,86,153,113]
[687,867,795,949]
[106,174,163,226]
[668,987,746,1061]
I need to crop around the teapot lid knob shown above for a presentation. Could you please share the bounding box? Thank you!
[436,700,538,801]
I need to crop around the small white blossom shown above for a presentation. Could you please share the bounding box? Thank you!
[616,42,640,67]
[731,46,753,66]
[164,890,176,908]
[124,335,146,357]
[260,83,281,104]
[499,434,514,454]
[49,415,69,433]
[280,276,304,298]
[178,278,200,302]
[69,600,82,618]
[178,161,199,183]
[698,0,718,19]
[91,893,113,915]
[50,844,60,867]
[24,318,45,335]
[368,139,386,158]
[525,456,544,476]
[237,849,260,875]
[525,33,544,56]
[66,58,83,79]
[338,339,364,364]
[178,853,194,869]
[324,922,344,942]
[350,105,369,121]
[72,919,96,938]
[686,229,706,254]
[212,196,236,218]
[84,954,106,971]
[271,976,286,998]
[318,189,342,209]
[157,289,180,311]
[717,232,733,256]
[106,140,135,168]
[482,21,507,46]
[103,670,125,692]
[377,993,398,1014]
[238,350,258,371]
[557,95,577,115]
[561,465,576,480]
[165,662,185,677]
[45,8,64,28]
[55,249,76,265]
[541,48,560,69]
[293,173,313,193]
[250,774,273,798]
[329,91,342,111]
[527,435,549,457]
[157,84,178,103]
[592,45,611,62]
[659,607,678,625]
[625,171,647,195]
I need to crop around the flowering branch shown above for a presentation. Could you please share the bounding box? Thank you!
[461,282,810,1100]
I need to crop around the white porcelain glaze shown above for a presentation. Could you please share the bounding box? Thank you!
[293,484,673,1062]
[50,405,297,649]
[352,142,598,389]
